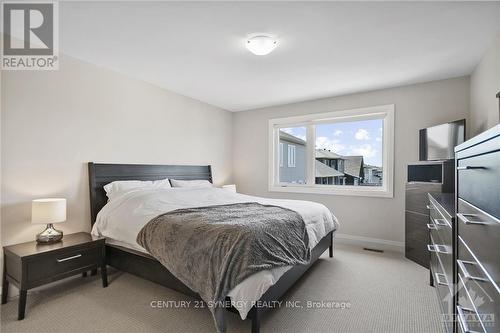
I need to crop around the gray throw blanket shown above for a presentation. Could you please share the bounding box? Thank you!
[136,202,310,333]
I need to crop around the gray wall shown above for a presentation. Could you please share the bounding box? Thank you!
[1,54,233,247]
[233,77,470,244]
[470,33,500,136]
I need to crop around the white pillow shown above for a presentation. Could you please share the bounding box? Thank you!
[104,178,171,201]
[170,179,213,188]
[150,178,172,189]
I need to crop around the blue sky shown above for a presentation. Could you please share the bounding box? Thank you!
[281,119,383,166]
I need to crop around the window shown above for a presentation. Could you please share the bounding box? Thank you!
[269,105,394,197]
[288,145,296,167]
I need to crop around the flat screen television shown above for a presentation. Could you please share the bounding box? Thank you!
[419,119,466,161]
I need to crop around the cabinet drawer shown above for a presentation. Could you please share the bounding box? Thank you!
[405,211,429,268]
[456,303,486,333]
[429,195,453,227]
[429,242,453,333]
[457,199,500,283]
[457,237,500,331]
[457,150,500,219]
[457,271,498,333]
[406,211,429,241]
[429,203,452,248]
[405,182,442,214]
[26,245,102,284]
[428,233,453,291]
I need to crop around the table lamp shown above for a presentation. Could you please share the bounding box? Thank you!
[32,198,66,244]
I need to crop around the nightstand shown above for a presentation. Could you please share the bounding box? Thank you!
[1,232,107,320]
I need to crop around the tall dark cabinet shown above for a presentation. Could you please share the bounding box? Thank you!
[454,124,500,333]
[405,160,454,267]
[427,192,455,333]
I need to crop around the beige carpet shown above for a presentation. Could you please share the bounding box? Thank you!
[1,244,442,333]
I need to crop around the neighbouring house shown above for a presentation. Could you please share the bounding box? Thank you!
[315,149,346,184]
[279,131,370,186]
[315,150,364,185]
[315,160,344,184]
[342,155,365,186]
[363,164,383,185]
[279,131,307,184]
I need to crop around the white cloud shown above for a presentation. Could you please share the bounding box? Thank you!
[375,137,382,142]
[348,144,377,158]
[316,136,345,153]
[333,130,343,137]
[354,128,370,140]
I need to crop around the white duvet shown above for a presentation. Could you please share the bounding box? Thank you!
[91,187,338,319]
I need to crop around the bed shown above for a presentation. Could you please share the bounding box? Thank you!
[88,162,338,333]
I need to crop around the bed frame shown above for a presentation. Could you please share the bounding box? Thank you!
[88,162,335,333]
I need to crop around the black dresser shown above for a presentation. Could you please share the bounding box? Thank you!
[428,192,455,333]
[454,124,500,333]
[405,160,454,268]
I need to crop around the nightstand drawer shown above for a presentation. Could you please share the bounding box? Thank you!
[26,246,102,284]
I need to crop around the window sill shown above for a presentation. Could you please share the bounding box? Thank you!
[268,184,394,198]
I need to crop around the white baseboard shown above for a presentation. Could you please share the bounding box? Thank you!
[334,233,404,253]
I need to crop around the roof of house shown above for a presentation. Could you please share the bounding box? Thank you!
[279,131,306,145]
[315,160,344,178]
[315,149,343,159]
[278,132,364,178]
[343,156,364,178]
[364,164,382,171]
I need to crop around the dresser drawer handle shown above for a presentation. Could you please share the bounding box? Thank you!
[457,166,486,170]
[427,223,437,230]
[427,244,450,254]
[456,305,482,333]
[457,260,489,283]
[56,254,82,263]
[457,213,487,226]
[435,273,449,286]
[431,217,448,227]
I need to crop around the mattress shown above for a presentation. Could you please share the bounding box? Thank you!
[91,187,338,319]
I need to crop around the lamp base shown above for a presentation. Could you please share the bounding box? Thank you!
[36,223,63,244]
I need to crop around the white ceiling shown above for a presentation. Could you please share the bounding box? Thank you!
[60,2,500,111]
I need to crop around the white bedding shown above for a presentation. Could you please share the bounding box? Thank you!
[91,187,338,319]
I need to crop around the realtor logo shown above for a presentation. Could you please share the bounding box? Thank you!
[1,1,59,70]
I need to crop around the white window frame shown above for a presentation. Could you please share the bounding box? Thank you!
[279,143,284,167]
[268,104,394,198]
[287,145,296,167]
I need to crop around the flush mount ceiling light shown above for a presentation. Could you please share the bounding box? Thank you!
[245,35,278,56]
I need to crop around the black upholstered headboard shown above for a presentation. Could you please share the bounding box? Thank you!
[88,162,212,226]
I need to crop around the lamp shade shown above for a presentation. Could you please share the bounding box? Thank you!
[32,198,66,224]
[245,35,278,56]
